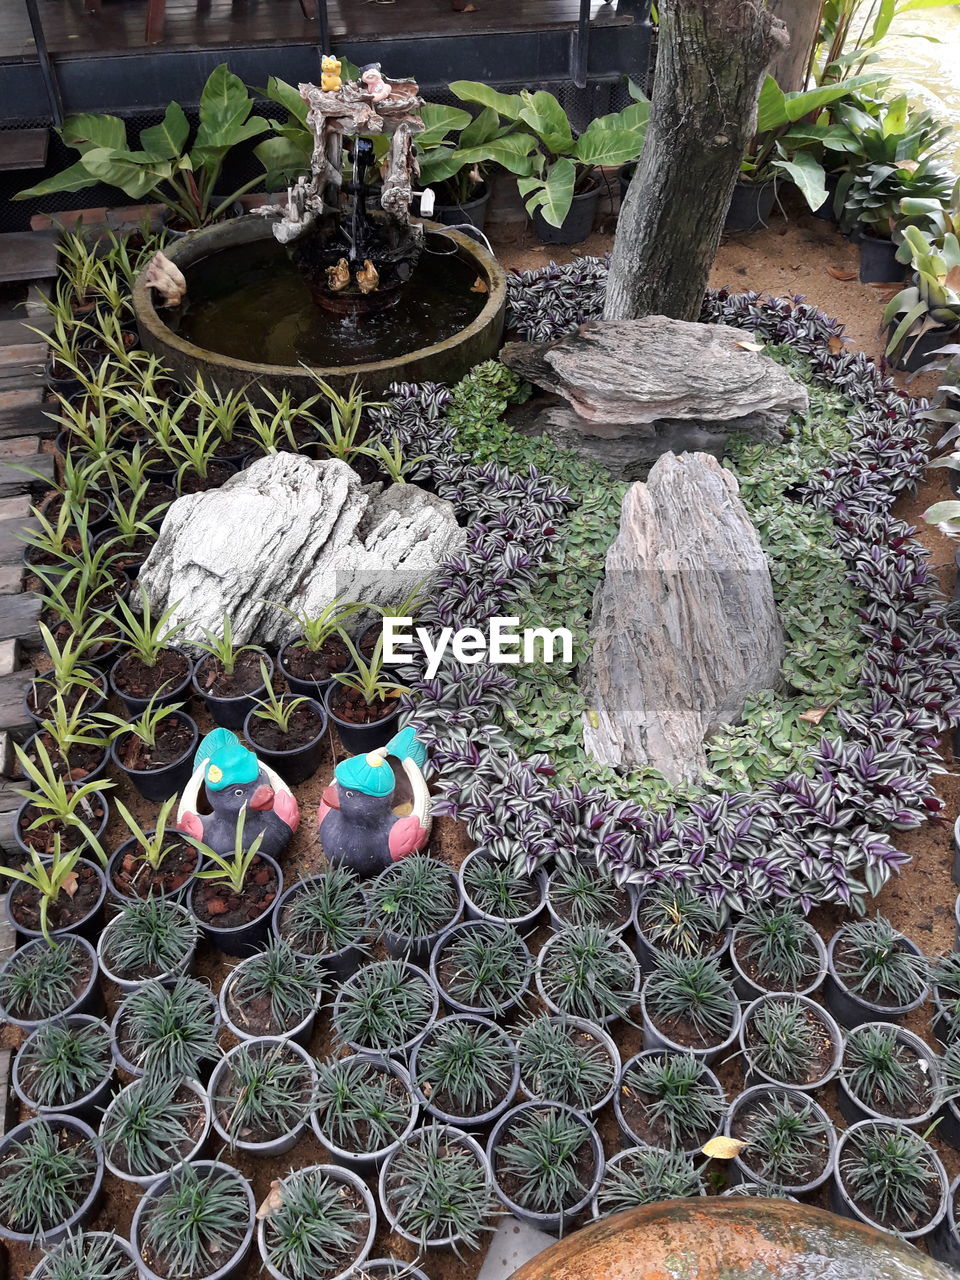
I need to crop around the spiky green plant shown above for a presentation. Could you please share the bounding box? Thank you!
[833,917,928,1008]
[643,953,737,1045]
[260,1167,368,1280]
[931,952,960,1040]
[368,854,459,943]
[100,897,196,982]
[227,938,326,1034]
[0,935,88,1023]
[636,882,726,957]
[517,1016,616,1113]
[843,1024,920,1114]
[537,925,638,1023]
[100,1075,203,1180]
[941,1040,960,1103]
[620,1052,725,1150]
[839,1123,944,1233]
[436,922,531,1012]
[216,1041,314,1147]
[735,905,822,990]
[31,1231,137,1280]
[333,960,436,1053]
[117,976,220,1081]
[461,855,541,921]
[594,1148,703,1216]
[736,1092,832,1187]
[550,861,626,929]
[384,1124,494,1252]
[249,661,310,734]
[313,1056,414,1155]
[495,1105,597,1216]
[138,1162,251,1278]
[17,1019,111,1109]
[110,583,188,669]
[0,1118,97,1244]
[189,806,265,897]
[0,840,86,945]
[413,1018,516,1116]
[743,998,829,1085]
[279,869,369,955]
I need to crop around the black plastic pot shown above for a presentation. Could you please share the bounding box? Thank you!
[379,1124,491,1250]
[110,978,221,1081]
[109,710,199,803]
[459,849,547,928]
[547,868,635,939]
[357,1261,429,1280]
[0,935,102,1031]
[639,980,740,1065]
[725,180,775,232]
[25,671,107,727]
[729,918,827,1001]
[333,960,440,1058]
[931,1174,960,1269]
[271,874,368,982]
[619,162,637,207]
[532,181,601,245]
[98,900,198,992]
[739,994,843,1092]
[856,231,907,284]
[105,836,199,910]
[311,1055,419,1175]
[219,957,322,1048]
[811,173,840,222]
[6,856,106,944]
[0,1114,104,1248]
[108,650,194,715]
[14,788,111,864]
[890,321,960,374]
[632,898,730,972]
[12,1015,114,1123]
[276,639,354,701]
[430,918,531,1017]
[102,1076,211,1187]
[257,1163,376,1280]
[28,1232,138,1279]
[536,929,641,1029]
[824,927,928,1029]
[410,1014,520,1128]
[192,651,273,731]
[613,1048,724,1156]
[836,1022,942,1127]
[725,1084,837,1196]
[323,682,401,754]
[831,1120,948,1242]
[131,1159,255,1280]
[189,853,284,958]
[433,182,491,231]
[211,1039,316,1158]
[242,698,327,786]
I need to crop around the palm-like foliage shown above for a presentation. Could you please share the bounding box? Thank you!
[495,1105,596,1215]
[101,1076,202,1179]
[138,1163,250,1277]
[17,1019,111,1109]
[0,1119,96,1244]
[313,1055,414,1154]
[260,1167,368,1280]
[517,1016,616,1113]
[384,1124,494,1252]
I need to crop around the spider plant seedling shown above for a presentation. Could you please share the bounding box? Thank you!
[741,996,840,1089]
[837,1121,947,1235]
[492,1102,602,1223]
[189,806,266,898]
[98,691,191,779]
[106,441,155,494]
[594,1147,704,1216]
[313,1054,415,1158]
[56,401,121,463]
[278,867,369,958]
[536,924,640,1024]
[58,229,102,310]
[635,881,727,959]
[109,583,189,680]
[245,396,292,455]
[100,1074,207,1183]
[13,738,111,860]
[0,1117,100,1246]
[841,1023,937,1120]
[381,1123,495,1253]
[731,1089,835,1191]
[134,1161,253,1279]
[21,498,89,573]
[192,373,250,446]
[31,451,112,522]
[0,838,91,943]
[224,938,327,1039]
[194,614,261,680]
[110,793,196,897]
[101,480,166,553]
[99,896,198,986]
[732,903,825,994]
[37,570,115,654]
[330,631,410,719]
[213,1039,316,1148]
[32,687,109,781]
[29,620,107,715]
[333,959,438,1055]
[305,371,383,462]
[548,860,630,931]
[617,1051,725,1151]
[28,1228,138,1279]
[272,595,367,682]
[29,288,85,380]
[166,417,224,490]
[368,854,461,952]
[433,921,531,1014]
[115,975,220,1081]
[642,952,739,1052]
[358,435,427,484]
[14,1017,112,1112]
[517,1016,618,1114]
[0,934,93,1026]
[412,1016,518,1122]
[831,916,929,1016]
[248,661,310,735]
[77,309,135,363]
[258,1164,374,1280]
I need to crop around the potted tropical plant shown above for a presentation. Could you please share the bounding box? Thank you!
[107,586,191,713]
[97,897,198,991]
[311,1053,419,1174]
[12,1015,114,1122]
[28,1230,139,1280]
[192,616,273,730]
[832,1119,948,1241]
[825,916,928,1028]
[187,810,283,956]
[111,975,221,1082]
[2,841,106,943]
[131,1160,256,1280]
[332,959,439,1057]
[883,224,960,371]
[0,934,101,1031]
[271,867,369,981]
[273,598,363,699]
[430,919,532,1016]
[107,795,200,904]
[99,1074,210,1187]
[838,1022,941,1126]
[409,1014,519,1128]
[219,937,327,1044]
[324,632,409,753]
[102,693,198,803]
[517,1015,619,1117]
[0,1115,104,1247]
[725,1085,837,1196]
[256,1163,376,1280]
[414,101,495,229]
[633,880,729,969]
[739,994,843,1091]
[209,1037,317,1157]
[729,902,827,999]
[536,924,640,1025]
[613,1050,725,1155]
[592,1147,704,1218]
[25,622,107,724]
[640,952,740,1063]
[379,1123,495,1252]
[367,853,462,967]
[458,847,547,926]
[25,687,109,785]
[932,951,960,1045]
[13,739,110,863]
[242,662,327,785]
[546,860,634,934]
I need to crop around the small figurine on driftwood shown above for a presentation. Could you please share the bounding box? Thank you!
[317,726,431,877]
[177,728,300,859]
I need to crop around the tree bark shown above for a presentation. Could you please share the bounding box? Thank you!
[768,0,823,90]
[604,0,788,323]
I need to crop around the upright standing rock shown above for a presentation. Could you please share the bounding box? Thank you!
[582,452,784,783]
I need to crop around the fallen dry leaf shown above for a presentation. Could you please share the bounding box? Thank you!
[702,1136,748,1160]
[735,339,765,351]
[826,266,857,281]
[61,871,79,897]
[827,335,847,355]
[470,277,488,293]
[799,699,839,726]
[257,1181,284,1220]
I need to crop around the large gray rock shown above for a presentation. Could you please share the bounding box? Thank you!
[138,453,465,647]
[503,316,808,479]
[581,452,784,784]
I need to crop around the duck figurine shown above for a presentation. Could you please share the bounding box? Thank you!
[177,728,300,859]
[318,727,431,878]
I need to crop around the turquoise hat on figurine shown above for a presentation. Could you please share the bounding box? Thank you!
[196,728,260,791]
[335,751,395,797]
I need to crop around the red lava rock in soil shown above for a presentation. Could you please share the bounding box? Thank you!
[207,899,229,916]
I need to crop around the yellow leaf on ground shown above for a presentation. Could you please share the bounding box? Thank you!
[257,1181,284,1220]
[702,1136,747,1160]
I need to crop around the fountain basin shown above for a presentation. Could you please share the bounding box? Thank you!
[133,215,506,401]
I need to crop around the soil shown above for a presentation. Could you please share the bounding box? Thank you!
[833,938,925,1009]
[494,1111,598,1216]
[109,1084,206,1176]
[732,930,821,992]
[116,714,193,772]
[9,859,102,933]
[109,840,199,903]
[618,1061,719,1150]
[192,855,279,930]
[844,1039,937,1120]
[329,684,399,726]
[247,702,325,753]
[731,1098,831,1187]
[17,796,106,857]
[194,649,267,700]
[112,649,191,701]
[178,462,238,494]
[282,636,352,684]
[647,1004,736,1052]
[215,1045,312,1144]
[26,730,105,783]
[743,1006,836,1086]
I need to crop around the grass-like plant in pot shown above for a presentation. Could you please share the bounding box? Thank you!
[0,1115,103,1247]
[112,975,221,1081]
[487,1100,604,1234]
[409,1014,519,1127]
[0,934,99,1030]
[131,1159,255,1280]
[25,620,107,723]
[517,1015,619,1116]
[101,692,198,804]
[332,959,439,1056]
[272,867,369,980]
[827,916,929,1027]
[220,936,327,1043]
[13,1016,113,1120]
[192,615,272,731]
[324,632,409,754]
[839,1022,941,1126]
[210,1037,317,1157]
[28,1229,139,1280]
[931,951,960,1045]
[257,1163,376,1280]
[243,663,327,786]
[312,1053,419,1173]
[100,1074,210,1186]
[459,848,547,926]
[640,952,740,1062]
[592,1147,704,1219]
[13,738,111,861]
[730,903,827,999]
[187,809,283,956]
[614,1050,725,1154]
[379,1122,495,1253]
[633,881,729,969]
[97,896,198,991]
[725,1085,837,1195]
[27,686,109,785]
[107,795,200,904]
[546,860,633,934]
[368,854,462,967]
[430,919,532,1016]
[536,924,640,1025]
[1,839,105,944]
[739,994,843,1091]
[107,585,192,713]
[274,597,364,699]
[833,1119,948,1239]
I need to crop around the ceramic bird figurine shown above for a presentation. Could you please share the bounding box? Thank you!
[318,727,431,878]
[321,55,342,93]
[177,728,300,859]
[327,257,351,291]
[356,260,379,294]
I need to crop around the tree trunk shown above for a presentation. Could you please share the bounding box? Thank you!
[604,0,787,323]
[769,0,824,90]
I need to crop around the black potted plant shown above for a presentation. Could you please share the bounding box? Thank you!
[487,1100,604,1234]
[131,1159,256,1280]
[13,739,110,865]
[932,951,960,1046]
[28,1229,140,1280]
[430,919,532,1016]
[536,924,640,1026]
[368,853,463,967]
[187,811,283,956]
[332,959,439,1057]
[832,1119,948,1242]
[111,975,221,1082]
[108,795,200,906]
[0,934,101,1031]
[271,867,369,981]
[102,694,198,803]
[12,1015,114,1122]
[2,843,106,944]
[0,1114,104,1248]
[729,903,827,999]
[25,687,110,786]
[99,1073,211,1187]
[546,860,634,935]
[633,881,730,971]
[458,847,547,927]
[191,617,273,731]
[838,1021,942,1126]
[517,1015,619,1117]
[108,586,192,714]
[825,916,928,1028]
[243,663,327,786]
[739,994,843,1091]
[256,1163,376,1280]
[415,101,494,230]
[312,1053,419,1174]
[274,598,363,700]
[324,632,409,753]
[97,897,198,992]
[613,1049,725,1155]
[725,1085,837,1196]
[209,1037,318,1158]
[409,1014,519,1128]
[640,952,741,1063]
[592,1147,704,1218]
[379,1122,495,1252]
[219,937,327,1045]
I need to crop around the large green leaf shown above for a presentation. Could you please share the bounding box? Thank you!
[772,151,827,211]
[898,0,960,11]
[456,134,537,175]
[575,115,646,167]
[417,102,472,149]
[418,147,467,186]
[521,156,576,226]
[78,146,161,199]
[881,94,908,137]
[139,102,190,161]
[259,76,310,126]
[198,63,254,136]
[518,90,573,154]
[756,73,877,133]
[459,106,500,149]
[871,0,897,42]
[61,113,127,155]
[449,81,523,120]
[14,160,98,200]
[253,134,312,186]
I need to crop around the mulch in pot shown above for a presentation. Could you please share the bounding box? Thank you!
[111,840,199,900]
[9,861,101,932]
[178,463,237,495]
[193,855,279,930]
[194,650,265,699]
[116,716,193,771]
[331,686,399,726]
[216,1045,311,1144]
[283,636,352,683]
[247,703,325,752]
[112,650,191,701]
[26,731,104,782]
[745,1006,835,1086]
[731,1099,830,1186]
